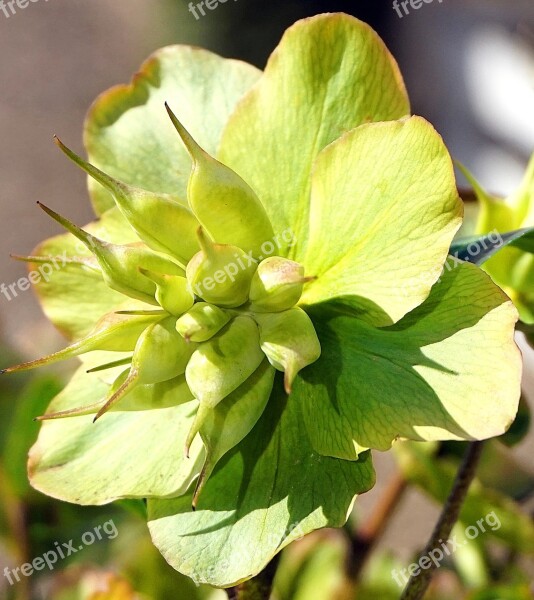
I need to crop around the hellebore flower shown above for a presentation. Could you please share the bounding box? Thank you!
[459,157,534,342]
[5,14,521,587]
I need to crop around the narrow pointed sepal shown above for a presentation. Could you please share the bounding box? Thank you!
[55,136,200,263]
[185,316,264,408]
[175,302,230,342]
[11,253,100,273]
[37,202,184,304]
[186,228,257,307]
[166,104,275,258]
[256,307,321,393]
[2,311,159,374]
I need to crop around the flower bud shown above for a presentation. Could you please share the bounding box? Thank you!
[190,360,275,508]
[1,311,161,374]
[55,137,200,265]
[175,302,230,342]
[256,308,321,393]
[186,228,256,307]
[185,316,264,410]
[94,316,196,420]
[38,203,183,304]
[166,104,274,258]
[249,256,313,312]
[139,268,194,316]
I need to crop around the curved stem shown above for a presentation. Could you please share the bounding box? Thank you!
[400,441,485,600]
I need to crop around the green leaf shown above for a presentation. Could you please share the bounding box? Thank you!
[85,46,261,215]
[450,228,534,265]
[219,13,409,259]
[301,116,462,326]
[295,260,521,459]
[28,367,204,504]
[147,377,375,587]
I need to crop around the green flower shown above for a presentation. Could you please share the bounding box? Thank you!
[459,157,534,330]
[4,14,521,587]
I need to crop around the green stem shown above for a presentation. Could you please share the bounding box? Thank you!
[226,555,280,600]
[400,441,485,600]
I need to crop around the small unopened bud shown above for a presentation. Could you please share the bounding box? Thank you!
[190,360,275,508]
[249,256,313,312]
[186,228,256,307]
[38,203,183,305]
[175,302,230,342]
[139,268,194,316]
[55,137,199,265]
[257,308,321,394]
[185,316,264,410]
[166,104,274,259]
[94,316,196,420]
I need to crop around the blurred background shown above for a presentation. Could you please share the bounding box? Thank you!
[1,0,533,598]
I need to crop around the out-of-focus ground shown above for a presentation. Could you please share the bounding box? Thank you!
[0,0,533,569]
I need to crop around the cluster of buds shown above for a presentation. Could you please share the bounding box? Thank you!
[3,105,321,506]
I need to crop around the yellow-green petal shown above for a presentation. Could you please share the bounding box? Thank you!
[301,117,463,326]
[219,13,409,258]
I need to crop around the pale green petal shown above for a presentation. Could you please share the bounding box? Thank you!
[147,378,374,587]
[218,13,409,257]
[301,117,463,326]
[85,46,261,214]
[296,260,521,459]
[28,367,203,504]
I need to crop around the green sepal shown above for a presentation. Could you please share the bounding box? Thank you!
[1,311,160,374]
[189,359,275,507]
[249,256,311,312]
[55,136,200,264]
[256,307,321,393]
[139,268,194,316]
[38,202,184,304]
[166,104,274,258]
[175,302,230,342]
[186,228,257,307]
[185,316,264,408]
[95,316,196,419]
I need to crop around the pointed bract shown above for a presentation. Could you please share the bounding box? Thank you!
[175,302,230,342]
[186,228,256,307]
[38,202,184,304]
[185,316,264,408]
[257,308,321,393]
[166,104,274,258]
[55,137,200,264]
